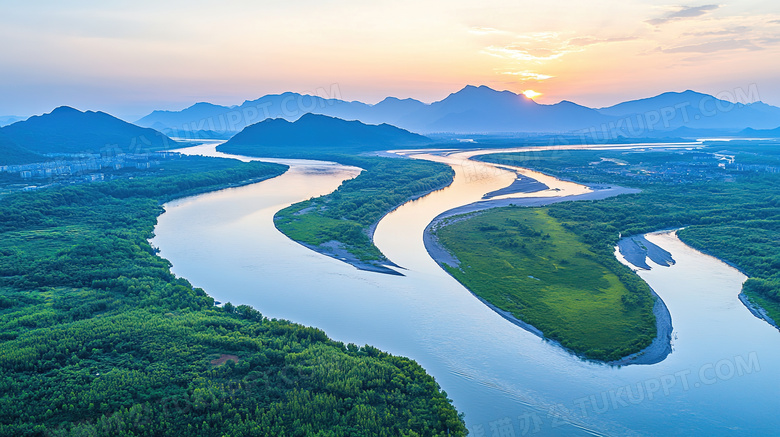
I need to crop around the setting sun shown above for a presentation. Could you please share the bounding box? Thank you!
[522,90,542,100]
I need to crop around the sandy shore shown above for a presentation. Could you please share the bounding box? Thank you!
[427,184,640,222]
[423,184,675,366]
[609,289,673,365]
[482,173,548,199]
[274,234,405,275]
[617,235,676,270]
[738,293,780,331]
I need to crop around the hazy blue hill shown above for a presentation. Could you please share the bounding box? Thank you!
[0,116,25,127]
[135,86,780,136]
[136,93,375,133]
[0,131,46,165]
[406,85,614,133]
[246,92,373,122]
[597,90,780,130]
[135,102,234,131]
[740,126,780,137]
[368,97,427,125]
[218,113,431,156]
[597,90,707,116]
[1,106,178,155]
[651,126,742,138]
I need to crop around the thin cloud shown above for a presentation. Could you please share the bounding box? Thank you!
[568,36,638,47]
[501,71,555,80]
[483,45,577,62]
[646,4,720,26]
[683,26,750,37]
[468,27,510,36]
[757,37,780,45]
[482,33,630,63]
[661,39,761,53]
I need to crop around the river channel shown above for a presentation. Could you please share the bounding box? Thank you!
[152,143,780,436]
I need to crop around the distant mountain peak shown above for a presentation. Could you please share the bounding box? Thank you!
[2,105,176,154]
[221,113,430,155]
[50,105,81,114]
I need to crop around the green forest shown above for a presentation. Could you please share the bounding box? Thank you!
[479,142,780,326]
[275,156,454,264]
[0,156,466,436]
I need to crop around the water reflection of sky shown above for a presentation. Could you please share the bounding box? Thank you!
[153,144,780,436]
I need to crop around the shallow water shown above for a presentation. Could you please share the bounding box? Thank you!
[152,144,780,435]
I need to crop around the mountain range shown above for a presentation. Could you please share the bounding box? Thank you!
[739,126,780,138]
[1,106,178,158]
[3,86,779,166]
[136,86,780,136]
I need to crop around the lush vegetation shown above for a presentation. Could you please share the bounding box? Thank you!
[0,156,466,436]
[435,208,656,361]
[479,142,780,327]
[0,132,46,165]
[275,156,454,264]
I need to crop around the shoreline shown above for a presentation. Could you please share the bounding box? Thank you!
[738,293,780,331]
[675,233,780,332]
[423,185,674,367]
[274,159,456,276]
[158,173,288,205]
[272,232,405,275]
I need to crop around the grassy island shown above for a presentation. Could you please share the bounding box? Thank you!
[435,207,657,361]
[476,141,780,332]
[274,156,454,271]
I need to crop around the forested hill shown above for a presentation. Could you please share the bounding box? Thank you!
[0,106,178,156]
[0,131,46,165]
[218,113,431,157]
[0,155,466,436]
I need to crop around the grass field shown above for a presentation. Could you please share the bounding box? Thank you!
[435,207,656,361]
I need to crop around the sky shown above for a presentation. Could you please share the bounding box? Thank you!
[1,0,779,121]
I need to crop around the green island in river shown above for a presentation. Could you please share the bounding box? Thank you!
[432,207,658,362]
[273,156,454,274]
[425,141,780,362]
[0,155,466,436]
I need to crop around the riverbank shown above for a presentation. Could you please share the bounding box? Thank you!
[423,184,674,366]
[739,293,780,331]
[673,235,780,332]
[273,156,455,276]
[272,232,405,275]
[609,287,673,365]
[284,174,453,276]
[427,184,640,221]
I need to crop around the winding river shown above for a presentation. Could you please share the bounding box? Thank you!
[152,143,780,436]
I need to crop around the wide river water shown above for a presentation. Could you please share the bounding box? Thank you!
[152,143,780,436]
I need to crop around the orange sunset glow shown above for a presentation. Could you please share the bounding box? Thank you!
[1,1,779,120]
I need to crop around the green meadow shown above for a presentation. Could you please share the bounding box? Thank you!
[436,207,656,361]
